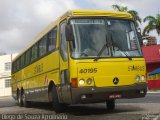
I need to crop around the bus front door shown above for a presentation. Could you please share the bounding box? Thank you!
[59,21,72,104]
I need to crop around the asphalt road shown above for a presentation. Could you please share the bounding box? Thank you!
[0,93,160,120]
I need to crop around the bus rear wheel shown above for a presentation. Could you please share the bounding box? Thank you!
[18,91,23,107]
[22,91,31,107]
[51,86,64,113]
[106,99,115,110]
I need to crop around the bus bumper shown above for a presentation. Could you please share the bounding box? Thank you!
[71,83,147,104]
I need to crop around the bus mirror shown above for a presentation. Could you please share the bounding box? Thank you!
[136,28,143,46]
[137,32,143,46]
[137,28,141,33]
[65,24,74,41]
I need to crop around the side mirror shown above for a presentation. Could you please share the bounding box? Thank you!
[65,23,74,41]
[137,28,143,46]
[138,33,143,46]
[137,28,141,33]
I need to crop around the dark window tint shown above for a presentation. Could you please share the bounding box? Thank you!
[39,36,47,57]
[20,55,25,68]
[16,59,20,71]
[25,50,30,65]
[12,62,15,73]
[31,44,38,62]
[60,22,68,61]
[48,28,57,51]
[12,62,16,73]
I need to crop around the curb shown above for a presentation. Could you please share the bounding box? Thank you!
[147,91,160,93]
[0,96,12,99]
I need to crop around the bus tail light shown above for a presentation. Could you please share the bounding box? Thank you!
[71,78,78,88]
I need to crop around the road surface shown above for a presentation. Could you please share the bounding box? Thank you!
[0,93,160,120]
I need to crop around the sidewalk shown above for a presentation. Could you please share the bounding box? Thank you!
[0,96,12,99]
[147,90,160,93]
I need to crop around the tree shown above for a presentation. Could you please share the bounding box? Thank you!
[143,13,160,36]
[112,4,141,27]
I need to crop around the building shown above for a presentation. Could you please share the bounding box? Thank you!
[142,44,160,89]
[143,36,157,46]
[0,53,17,97]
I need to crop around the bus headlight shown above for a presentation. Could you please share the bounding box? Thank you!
[141,75,145,81]
[86,78,92,85]
[136,75,140,81]
[79,79,85,85]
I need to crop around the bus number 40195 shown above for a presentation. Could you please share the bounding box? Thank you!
[79,68,97,74]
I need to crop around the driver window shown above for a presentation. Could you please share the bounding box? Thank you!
[60,21,68,61]
[127,30,138,50]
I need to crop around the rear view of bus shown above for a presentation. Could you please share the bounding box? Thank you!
[62,10,147,110]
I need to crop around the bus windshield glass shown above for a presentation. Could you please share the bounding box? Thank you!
[70,18,142,59]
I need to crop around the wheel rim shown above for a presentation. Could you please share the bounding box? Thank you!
[18,95,21,104]
[22,94,25,104]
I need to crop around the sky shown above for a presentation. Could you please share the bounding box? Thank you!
[0,0,160,54]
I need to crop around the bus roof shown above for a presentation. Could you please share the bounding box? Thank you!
[13,10,133,62]
[67,10,132,18]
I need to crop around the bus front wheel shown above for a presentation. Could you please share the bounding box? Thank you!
[51,86,64,113]
[106,99,115,110]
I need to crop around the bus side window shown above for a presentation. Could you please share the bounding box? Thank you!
[14,62,16,73]
[25,49,31,65]
[39,36,47,57]
[60,22,68,61]
[31,44,38,62]
[20,54,25,69]
[12,62,15,73]
[13,61,16,73]
[48,27,57,51]
[16,59,20,71]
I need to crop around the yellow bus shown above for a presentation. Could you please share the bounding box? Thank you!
[12,10,147,112]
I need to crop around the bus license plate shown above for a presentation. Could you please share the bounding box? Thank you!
[109,94,122,99]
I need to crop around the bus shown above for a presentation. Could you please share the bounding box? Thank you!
[12,10,147,112]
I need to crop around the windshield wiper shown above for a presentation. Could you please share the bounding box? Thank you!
[94,43,108,61]
[117,48,132,60]
[109,32,132,61]
[94,32,111,61]
[94,31,132,61]
[110,33,132,61]
[94,31,113,61]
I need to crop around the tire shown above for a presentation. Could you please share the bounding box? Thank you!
[18,91,23,107]
[22,91,31,107]
[106,99,115,110]
[51,86,64,113]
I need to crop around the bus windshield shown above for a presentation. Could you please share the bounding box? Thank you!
[70,18,142,59]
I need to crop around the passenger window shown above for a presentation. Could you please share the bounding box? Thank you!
[13,61,17,72]
[48,27,57,51]
[60,22,68,61]
[12,62,15,73]
[25,50,30,65]
[16,59,20,71]
[20,55,25,68]
[31,44,38,62]
[39,36,47,57]
[14,61,16,72]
